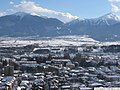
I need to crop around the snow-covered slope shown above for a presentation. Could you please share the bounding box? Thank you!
[96,13,120,25]
[0,36,120,47]
[99,13,120,21]
[0,36,99,47]
[13,12,29,19]
[69,13,120,26]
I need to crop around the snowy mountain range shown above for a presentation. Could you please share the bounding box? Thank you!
[0,12,120,41]
[69,13,120,26]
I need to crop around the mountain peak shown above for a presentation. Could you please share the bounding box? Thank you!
[13,12,29,18]
[100,13,120,21]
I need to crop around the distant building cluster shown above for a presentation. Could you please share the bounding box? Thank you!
[0,44,120,90]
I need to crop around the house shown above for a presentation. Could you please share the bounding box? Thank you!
[0,76,16,90]
[105,75,120,82]
[79,87,93,90]
[51,59,72,67]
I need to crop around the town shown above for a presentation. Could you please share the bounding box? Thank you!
[0,42,120,90]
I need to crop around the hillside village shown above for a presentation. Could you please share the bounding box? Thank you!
[0,41,120,90]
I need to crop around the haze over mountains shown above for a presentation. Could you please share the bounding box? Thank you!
[0,12,120,41]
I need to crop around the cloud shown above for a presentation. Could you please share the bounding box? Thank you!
[10,1,14,5]
[0,11,6,17]
[11,1,79,23]
[111,4,119,12]
[109,0,120,2]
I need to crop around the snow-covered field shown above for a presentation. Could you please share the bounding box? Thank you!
[0,35,120,47]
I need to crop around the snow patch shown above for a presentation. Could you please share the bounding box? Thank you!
[13,12,28,19]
